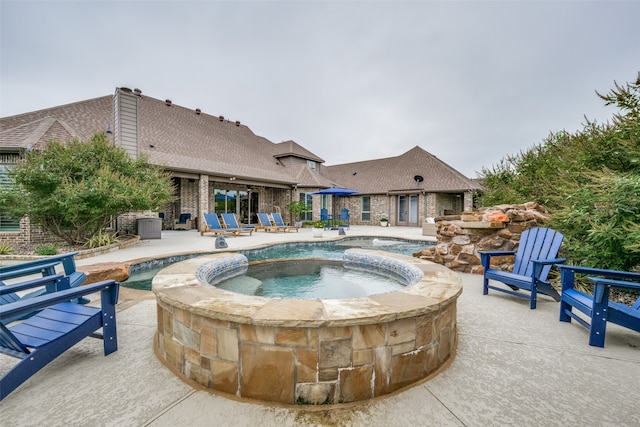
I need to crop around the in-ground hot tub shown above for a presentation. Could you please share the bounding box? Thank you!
[152,248,462,405]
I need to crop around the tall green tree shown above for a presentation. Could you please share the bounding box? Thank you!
[478,72,640,269]
[0,133,175,245]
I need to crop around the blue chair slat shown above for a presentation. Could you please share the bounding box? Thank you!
[481,227,565,309]
[0,275,70,324]
[0,279,119,400]
[338,208,350,229]
[0,261,60,282]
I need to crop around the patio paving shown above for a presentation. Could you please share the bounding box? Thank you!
[1,226,639,426]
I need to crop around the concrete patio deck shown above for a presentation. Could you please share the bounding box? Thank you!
[1,226,639,426]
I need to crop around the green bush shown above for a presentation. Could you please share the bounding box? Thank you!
[0,241,14,255]
[84,231,119,249]
[0,133,175,245]
[35,244,58,256]
[478,72,640,270]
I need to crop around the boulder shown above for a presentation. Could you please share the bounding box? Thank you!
[78,262,130,284]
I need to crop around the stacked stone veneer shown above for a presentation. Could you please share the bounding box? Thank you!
[416,202,551,274]
[153,249,461,405]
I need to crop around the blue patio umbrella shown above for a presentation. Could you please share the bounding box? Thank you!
[311,187,359,228]
[215,194,236,200]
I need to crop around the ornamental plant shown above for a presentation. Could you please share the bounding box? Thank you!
[0,133,175,245]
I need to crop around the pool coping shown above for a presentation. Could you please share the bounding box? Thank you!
[152,249,462,327]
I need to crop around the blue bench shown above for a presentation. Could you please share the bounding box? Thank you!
[481,228,565,309]
[0,275,119,400]
[558,265,640,347]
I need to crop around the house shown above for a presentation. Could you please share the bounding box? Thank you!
[0,87,481,244]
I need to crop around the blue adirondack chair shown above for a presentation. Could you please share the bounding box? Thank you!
[0,275,119,400]
[320,208,331,230]
[0,252,87,323]
[338,208,350,229]
[481,227,565,309]
[557,265,640,347]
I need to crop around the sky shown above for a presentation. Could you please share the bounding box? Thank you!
[1,1,638,178]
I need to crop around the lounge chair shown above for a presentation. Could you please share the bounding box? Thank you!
[201,213,239,237]
[271,212,298,232]
[480,227,565,309]
[220,213,254,236]
[0,276,119,400]
[174,213,192,230]
[557,265,640,347]
[0,252,87,323]
[256,213,287,232]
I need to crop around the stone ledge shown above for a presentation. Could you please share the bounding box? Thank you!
[153,249,462,406]
[453,221,505,229]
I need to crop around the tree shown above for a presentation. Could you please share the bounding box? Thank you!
[0,133,175,245]
[286,200,307,223]
[478,72,640,269]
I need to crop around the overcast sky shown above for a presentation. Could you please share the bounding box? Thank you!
[1,1,638,177]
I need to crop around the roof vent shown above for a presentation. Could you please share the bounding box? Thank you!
[414,175,424,183]
[165,99,172,106]
[235,120,241,126]
[134,88,142,95]
[195,108,201,115]
[219,115,224,121]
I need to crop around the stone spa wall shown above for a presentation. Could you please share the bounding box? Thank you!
[416,202,551,274]
[152,249,462,406]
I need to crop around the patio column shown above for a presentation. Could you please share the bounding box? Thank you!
[198,175,209,232]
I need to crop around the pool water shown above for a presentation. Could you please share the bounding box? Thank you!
[123,237,432,291]
[216,259,405,299]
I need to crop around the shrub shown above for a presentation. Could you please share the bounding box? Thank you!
[0,133,175,245]
[35,244,58,256]
[0,241,14,255]
[84,231,119,249]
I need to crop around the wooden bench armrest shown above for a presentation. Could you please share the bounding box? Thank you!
[0,280,119,321]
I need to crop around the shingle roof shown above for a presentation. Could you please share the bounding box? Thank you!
[273,140,324,163]
[0,96,114,140]
[135,95,297,184]
[325,146,481,193]
[1,90,480,194]
[287,164,336,188]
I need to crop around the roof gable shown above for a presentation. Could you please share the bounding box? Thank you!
[325,146,481,193]
[273,140,324,163]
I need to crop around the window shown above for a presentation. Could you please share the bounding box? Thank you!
[299,192,313,221]
[361,196,371,222]
[306,160,316,169]
[321,194,329,210]
[0,154,20,231]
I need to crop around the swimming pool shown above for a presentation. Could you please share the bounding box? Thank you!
[123,237,432,290]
